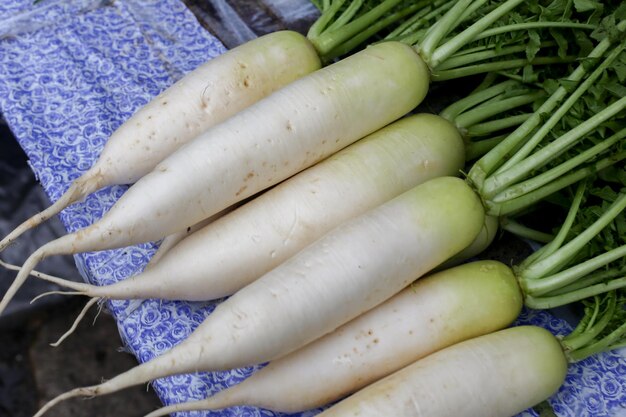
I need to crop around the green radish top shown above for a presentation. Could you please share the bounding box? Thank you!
[465,15,625,308]
[560,290,626,362]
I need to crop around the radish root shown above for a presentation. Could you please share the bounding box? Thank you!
[144,398,214,417]
[30,291,85,304]
[33,386,103,417]
[0,235,97,314]
[0,172,102,253]
[50,297,101,347]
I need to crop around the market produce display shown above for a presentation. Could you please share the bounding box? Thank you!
[0,0,624,416]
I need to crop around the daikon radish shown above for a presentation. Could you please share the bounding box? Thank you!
[32,113,464,301]
[32,176,485,416]
[0,41,430,314]
[142,260,522,415]
[314,326,568,417]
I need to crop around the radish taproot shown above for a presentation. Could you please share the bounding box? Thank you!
[0,0,588,313]
[0,0,425,252]
[314,325,569,417]
[31,176,485,416]
[0,40,430,315]
[27,113,465,302]
[141,260,522,416]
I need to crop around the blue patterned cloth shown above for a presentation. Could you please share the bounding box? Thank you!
[0,1,624,416]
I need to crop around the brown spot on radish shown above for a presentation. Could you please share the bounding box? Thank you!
[286,121,293,131]
[243,77,251,88]
[162,100,168,106]
[236,185,248,196]
[186,227,191,233]
[244,171,255,181]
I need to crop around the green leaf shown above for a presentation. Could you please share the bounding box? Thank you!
[574,0,602,13]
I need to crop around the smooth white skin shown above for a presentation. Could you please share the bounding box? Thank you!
[0,41,429,315]
[144,205,238,268]
[142,260,523,416]
[75,113,464,300]
[317,326,569,417]
[0,30,320,253]
[98,30,322,185]
[92,41,430,247]
[31,177,485,416]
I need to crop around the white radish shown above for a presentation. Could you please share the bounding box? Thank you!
[0,30,321,252]
[144,204,238,268]
[437,214,498,269]
[315,325,568,417]
[142,260,523,416]
[33,113,464,301]
[32,176,485,416]
[0,41,430,315]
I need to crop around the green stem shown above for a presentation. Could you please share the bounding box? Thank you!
[482,96,626,199]
[500,219,555,243]
[432,56,575,81]
[525,276,626,309]
[325,0,364,33]
[566,297,600,340]
[454,91,545,129]
[491,128,626,204]
[387,0,449,39]
[561,293,616,351]
[489,151,626,216]
[428,0,525,68]
[544,267,626,297]
[418,0,480,62]
[323,1,427,60]
[307,0,348,39]
[567,317,626,362]
[435,41,556,71]
[466,113,532,137]
[310,0,408,56]
[482,42,626,195]
[439,79,520,121]
[465,134,508,160]
[518,181,586,270]
[473,21,596,42]
[522,192,626,282]
[466,29,621,189]
[522,244,626,296]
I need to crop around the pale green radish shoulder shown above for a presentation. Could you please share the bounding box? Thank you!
[317,325,568,417]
